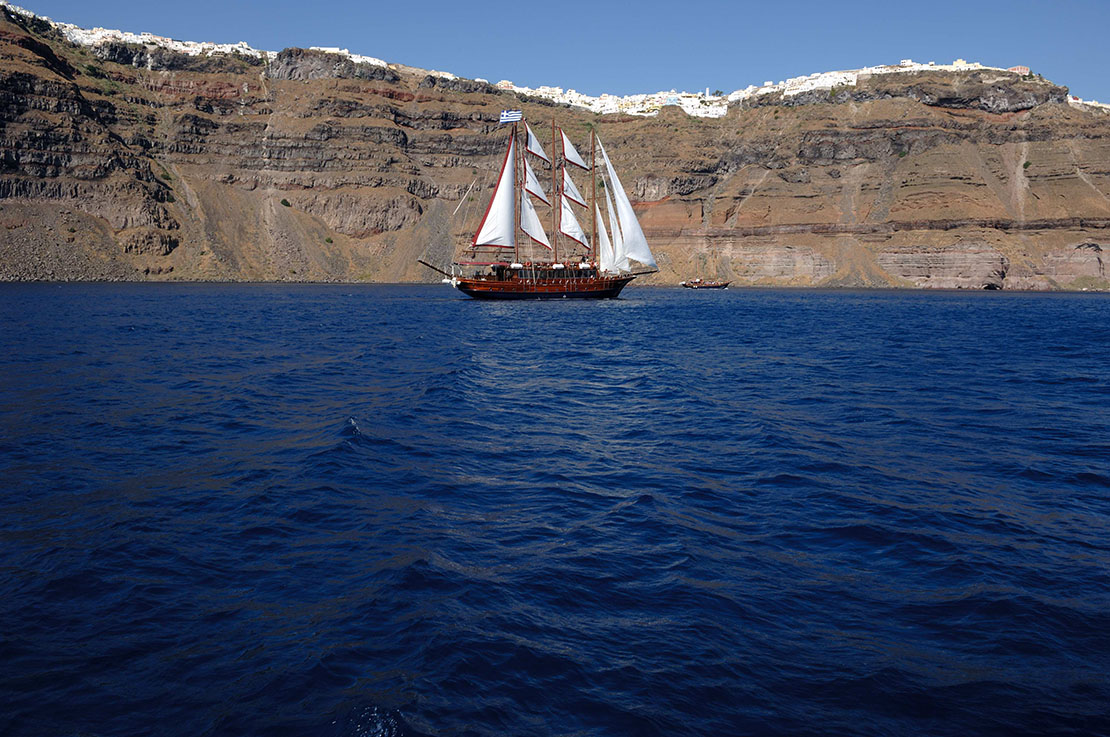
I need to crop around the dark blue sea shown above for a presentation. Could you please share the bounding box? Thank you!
[1,283,1108,737]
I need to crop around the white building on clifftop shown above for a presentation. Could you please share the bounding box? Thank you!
[0,3,1028,120]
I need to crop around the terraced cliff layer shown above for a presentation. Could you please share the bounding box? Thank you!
[2,8,1109,288]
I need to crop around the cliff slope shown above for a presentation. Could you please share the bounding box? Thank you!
[1,8,1109,289]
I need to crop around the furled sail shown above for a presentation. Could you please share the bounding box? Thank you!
[559,196,589,247]
[473,135,516,248]
[604,186,629,272]
[525,123,549,162]
[524,157,549,205]
[562,167,586,207]
[521,191,551,249]
[597,137,656,268]
[561,129,589,169]
[596,202,615,273]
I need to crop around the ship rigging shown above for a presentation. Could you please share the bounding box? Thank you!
[420,111,657,299]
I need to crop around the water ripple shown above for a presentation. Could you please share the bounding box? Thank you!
[1,284,1108,736]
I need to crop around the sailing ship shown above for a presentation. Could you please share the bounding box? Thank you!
[419,111,657,299]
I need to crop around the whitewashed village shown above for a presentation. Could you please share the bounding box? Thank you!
[6,0,1109,115]
[496,59,1109,116]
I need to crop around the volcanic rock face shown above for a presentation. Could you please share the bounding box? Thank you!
[1042,243,1106,283]
[743,70,1069,114]
[1,7,1110,288]
[266,48,398,83]
[877,244,1009,289]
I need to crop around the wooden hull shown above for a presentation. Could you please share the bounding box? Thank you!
[454,274,635,299]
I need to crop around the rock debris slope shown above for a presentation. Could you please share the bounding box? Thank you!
[1,8,1109,288]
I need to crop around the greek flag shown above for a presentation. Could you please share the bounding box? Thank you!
[499,109,523,124]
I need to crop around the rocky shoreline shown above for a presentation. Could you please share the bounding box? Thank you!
[1,6,1109,289]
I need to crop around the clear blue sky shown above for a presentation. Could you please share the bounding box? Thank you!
[20,0,1110,101]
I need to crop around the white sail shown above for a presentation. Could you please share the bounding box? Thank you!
[525,123,549,162]
[473,136,516,248]
[521,191,551,249]
[596,202,615,273]
[559,195,589,247]
[524,157,549,205]
[562,167,586,207]
[597,137,656,269]
[561,128,589,169]
[605,185,629,272]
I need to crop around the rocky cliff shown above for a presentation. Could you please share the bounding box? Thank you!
[2,7,1109,289]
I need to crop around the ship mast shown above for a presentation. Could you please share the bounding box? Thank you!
[513,122,521,266]
[468,122,518,263]
[551,119,559,265]
[591,130,597,265]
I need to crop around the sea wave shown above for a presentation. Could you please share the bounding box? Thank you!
[1,284,1108,736]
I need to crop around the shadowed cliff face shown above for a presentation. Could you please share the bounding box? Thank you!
[1,9,1109,288]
